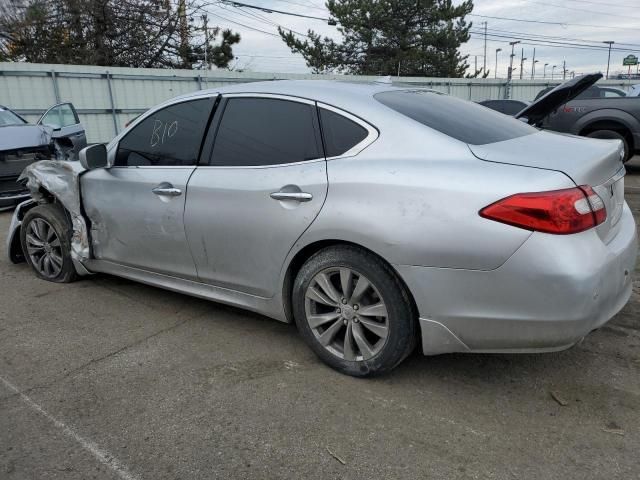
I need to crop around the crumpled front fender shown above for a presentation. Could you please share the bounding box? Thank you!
[17,160,90,262]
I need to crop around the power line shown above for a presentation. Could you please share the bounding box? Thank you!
[468,13,639,31]
[482,26,640,48]
[216,0,330,21]
[530,0,640,20]
[206,10,281,37]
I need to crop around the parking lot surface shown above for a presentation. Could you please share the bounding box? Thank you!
[1,161,640,480]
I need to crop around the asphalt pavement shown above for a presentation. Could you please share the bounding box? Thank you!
[1,159,639,480]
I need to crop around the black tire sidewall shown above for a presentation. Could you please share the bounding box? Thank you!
[586,130,630,162]
[20,204,78,283]
[292,246,416,377]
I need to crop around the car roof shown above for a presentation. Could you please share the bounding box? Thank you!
[174,79,429,114]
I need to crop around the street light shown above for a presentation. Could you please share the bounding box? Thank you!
[603,41,614,79]
[507,41,520,82]
[551,65,557,80]
[531,59,539,80]
[495,48,502,79]
[543,63,549,78]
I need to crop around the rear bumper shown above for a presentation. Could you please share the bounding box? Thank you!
[397,202,638,355]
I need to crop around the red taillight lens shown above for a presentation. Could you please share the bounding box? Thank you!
[480,185,606,235]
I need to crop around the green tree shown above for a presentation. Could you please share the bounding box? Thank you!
[0,0,241,69]
[279,0,473,77]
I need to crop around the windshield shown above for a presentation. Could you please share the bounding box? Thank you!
[0,108,27,126]
[375,90,537,145]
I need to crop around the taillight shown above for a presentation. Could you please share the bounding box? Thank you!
[480,185,606,235]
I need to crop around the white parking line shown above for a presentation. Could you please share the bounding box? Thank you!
[0,376,140,480]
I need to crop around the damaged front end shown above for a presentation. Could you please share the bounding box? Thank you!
[6,160,91,274]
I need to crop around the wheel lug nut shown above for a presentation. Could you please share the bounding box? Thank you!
[353,304,359,310]
[341,298,347,304]
[336,308,341,313]
[343,319,348,325]
[353,318,359,323]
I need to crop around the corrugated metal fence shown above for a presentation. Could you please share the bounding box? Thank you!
[1,62,634,143]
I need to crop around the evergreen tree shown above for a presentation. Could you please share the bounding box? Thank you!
[279,0,473,77]
[0,0,241,69]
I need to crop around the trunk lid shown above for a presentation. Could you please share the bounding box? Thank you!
[515,73,602,126]
[470,130,626,242]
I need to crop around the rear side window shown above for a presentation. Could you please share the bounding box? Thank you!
[319,108,368,157]
[375,90,536,145]
[210,97,322,166]
[115,98,213,167]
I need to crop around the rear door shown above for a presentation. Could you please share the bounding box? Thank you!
[81,97,216,279]
[184,94,327,297]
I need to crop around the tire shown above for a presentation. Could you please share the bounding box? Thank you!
[292,245,416,377]
[586,130,631,162]
[20,204,78,283]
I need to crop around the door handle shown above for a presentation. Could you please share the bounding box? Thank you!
[270,191,313,202]
[152,183,182,197]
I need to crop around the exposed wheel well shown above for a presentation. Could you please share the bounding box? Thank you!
[579,120,634,152]
[282,240,419,327]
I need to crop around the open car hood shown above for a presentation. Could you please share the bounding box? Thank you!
[515,73,602,125]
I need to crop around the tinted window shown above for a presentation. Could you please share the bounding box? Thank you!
[116,98,213,167]
[211,98,322,166]
[319,108,368,157]
[375,91,536,145]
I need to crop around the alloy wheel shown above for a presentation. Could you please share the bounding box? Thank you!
[304,267,389,361]
[25,218,63,279]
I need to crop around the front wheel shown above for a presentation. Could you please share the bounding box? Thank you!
[292,246,416,377]
[20,204,78,283]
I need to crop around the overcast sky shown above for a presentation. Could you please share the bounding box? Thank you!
[200,0,640,79]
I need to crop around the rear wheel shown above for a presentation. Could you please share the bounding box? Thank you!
[292,246,416,377]
[586,130,631,162]
[20,204,78,283]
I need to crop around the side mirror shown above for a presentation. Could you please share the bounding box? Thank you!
[79,144,108,170]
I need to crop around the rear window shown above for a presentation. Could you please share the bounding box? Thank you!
[375,90,536,145]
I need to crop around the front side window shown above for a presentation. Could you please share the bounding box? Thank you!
[210,97,322,167]
[40,103,78,129]
[319,108,368,157]
[115,98,214,167]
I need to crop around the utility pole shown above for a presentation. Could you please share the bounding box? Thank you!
[519,49,527,80]
[543,63,548,79]
[530,48,536,80]
[178,0,189,69]
[483,21,488,75]
[603,41,614,80]
[201,14,209,70]
[495,48,502,79]
[475,55,477,74]
[563,60,567,80]
[505,40,520,99]
[552,65,556,80]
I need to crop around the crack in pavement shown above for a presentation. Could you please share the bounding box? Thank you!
[0,313,203,404]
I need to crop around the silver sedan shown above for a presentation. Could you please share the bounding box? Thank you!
[7,80,637,376]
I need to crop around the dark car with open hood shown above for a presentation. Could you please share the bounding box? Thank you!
[0,103,86,210]
[480,73,640,161]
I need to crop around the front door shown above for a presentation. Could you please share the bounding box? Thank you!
[81,97,216,279]
[38,103,87,157]
[185,95,328,297]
